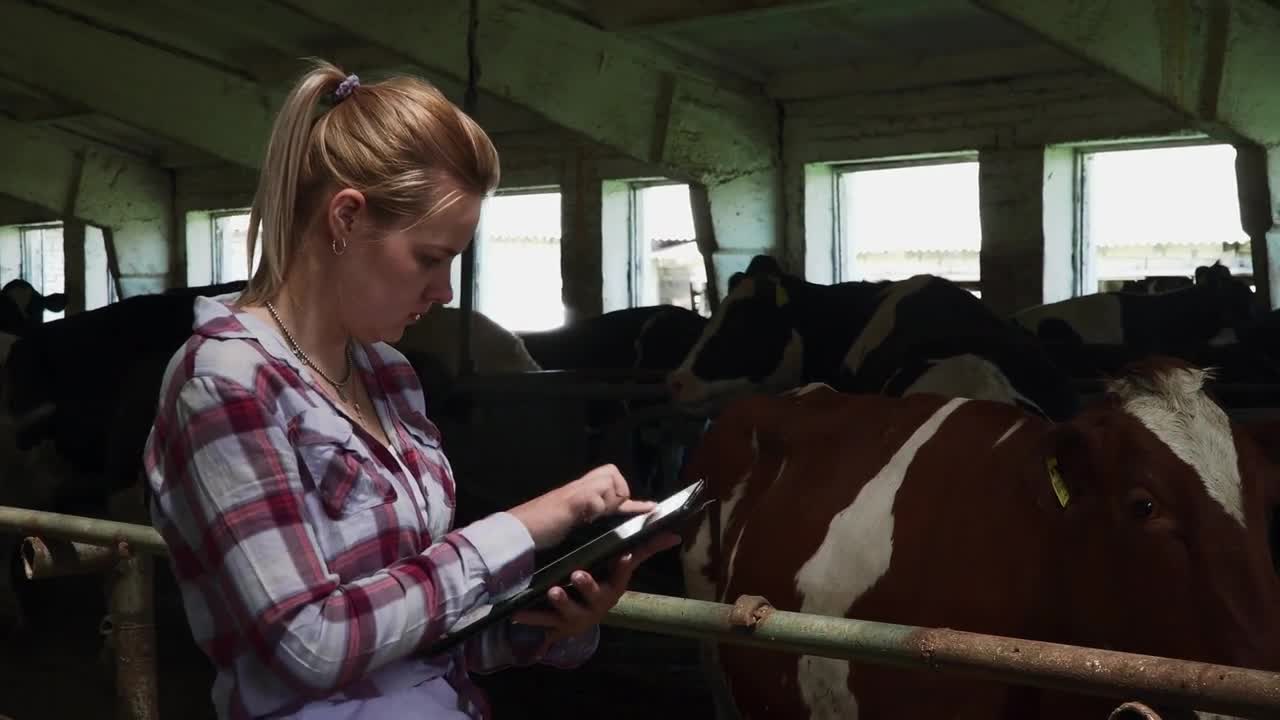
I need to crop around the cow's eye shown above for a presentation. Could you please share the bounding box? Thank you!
[1128,489,1157,521]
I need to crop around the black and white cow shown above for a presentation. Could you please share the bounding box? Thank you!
[1014,262,1258,354]
[668,255,1079,420]
[519,305,708,373]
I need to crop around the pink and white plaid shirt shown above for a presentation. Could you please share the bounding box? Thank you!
[144,294,597,720]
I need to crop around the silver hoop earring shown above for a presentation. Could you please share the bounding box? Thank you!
[332,236,347,256]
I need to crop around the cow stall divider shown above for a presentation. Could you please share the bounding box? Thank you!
[2,506,1279,720]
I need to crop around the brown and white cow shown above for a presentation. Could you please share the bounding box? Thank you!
[680,361,1280,719]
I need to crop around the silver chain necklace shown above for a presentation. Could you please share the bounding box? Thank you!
[265,300,362,420]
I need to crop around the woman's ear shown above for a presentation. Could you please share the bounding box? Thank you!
[327,188,368,239]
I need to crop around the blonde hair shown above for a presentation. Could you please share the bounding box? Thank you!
[239,59,500,306]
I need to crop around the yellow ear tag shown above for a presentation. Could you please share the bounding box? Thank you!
[775,284,789,307]
[1046,456,1070,508]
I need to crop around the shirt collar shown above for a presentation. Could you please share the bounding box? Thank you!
[191,292,379,389]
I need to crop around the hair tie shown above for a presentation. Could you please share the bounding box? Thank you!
[333,74,360,102]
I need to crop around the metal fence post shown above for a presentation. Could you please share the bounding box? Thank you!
[108,551,157,720]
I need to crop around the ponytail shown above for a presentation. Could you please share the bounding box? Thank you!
[240,61,347,306]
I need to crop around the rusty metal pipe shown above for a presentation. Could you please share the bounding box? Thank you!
[604,592,1280,718]
[0,506,167,556]
[109,555,157,720]
[21,536,123,579]
[6,507,1279,717]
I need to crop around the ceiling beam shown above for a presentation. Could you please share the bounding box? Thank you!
[0,195,58,226]
[0,116,169,228]
[585,0,855,33]
[0,1,277,168]
[280,0,778,185]
[31,0,552,136]
[973,0,1280,146]
[768,44,1087,100]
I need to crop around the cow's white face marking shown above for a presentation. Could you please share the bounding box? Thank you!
[900,353,1041,413]
[792,397,967,719]
[1014,294,1124,344]
[670,277,805,406]
[842,275,932,376]
[994,419,1026,449]
[1109,367,1244,527]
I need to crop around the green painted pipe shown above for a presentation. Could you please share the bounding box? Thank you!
[4,506,1278,716]
[0,505,167,556]
[608,592,1280,718]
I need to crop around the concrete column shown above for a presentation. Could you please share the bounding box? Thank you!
[61,218,86,315]
[979,148,1050,316]
[560,150,603,323]
[704,167,784,301]
[1266,145,1280,312]
[1237,143,1280,310]
[1236,143,1273,308]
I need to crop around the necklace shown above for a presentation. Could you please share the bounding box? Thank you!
[265,300,362,420]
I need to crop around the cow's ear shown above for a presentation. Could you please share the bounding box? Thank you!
[1042,424,1095,511]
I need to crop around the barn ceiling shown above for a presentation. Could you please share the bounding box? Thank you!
[0,0,1275,183]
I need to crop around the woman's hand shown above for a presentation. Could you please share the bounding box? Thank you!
[509,531,682,651]
[509,464,655,550]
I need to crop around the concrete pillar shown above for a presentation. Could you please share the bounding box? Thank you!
[0,119,173,297]
[1237,143,1280,310]
[979,148,1050,316]
[61,218,86,315]
[560,150,603,323]
[704,167,783,301]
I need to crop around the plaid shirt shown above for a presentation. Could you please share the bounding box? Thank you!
[144,295,597,720]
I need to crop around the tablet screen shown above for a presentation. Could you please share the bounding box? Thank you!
[530,479,706,586]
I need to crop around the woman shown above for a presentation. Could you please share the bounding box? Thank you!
[143,61,678,719]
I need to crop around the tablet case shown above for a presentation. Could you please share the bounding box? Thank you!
[425,479,711,655]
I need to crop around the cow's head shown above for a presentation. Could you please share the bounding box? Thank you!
[1194,263,1258,344]
[666,255,804,408]
[1044,359,1279,673]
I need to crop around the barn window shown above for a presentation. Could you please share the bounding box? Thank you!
[211,210,252,283]
[185,208,257,287]
[461,188,565,332]
[1077,142,1250,293]
[630,182,708,316]
[0,223,70,320]
[834,156,982,297]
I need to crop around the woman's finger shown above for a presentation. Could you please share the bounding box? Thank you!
[615,498,658,515]
[545,585,591,626]
[569,570,605,610]
[607,533,683,592]
[611,471,631,502]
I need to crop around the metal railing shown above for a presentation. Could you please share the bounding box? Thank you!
[2,505,1279,719]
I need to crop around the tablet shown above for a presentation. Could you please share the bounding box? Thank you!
[426,479,711,655]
